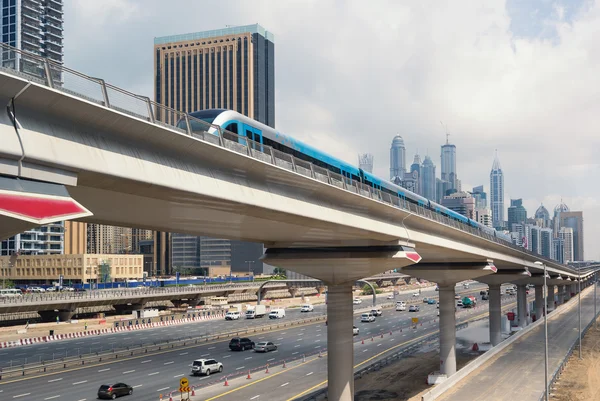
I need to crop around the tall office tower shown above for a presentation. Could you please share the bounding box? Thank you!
[0,0,64,68]
[507,199,527,231]
[1,223,64,255]
[534,204,551,228]
[440,192,475,219]
[199,237,231,266]
[435,178,453,203]
[540,228,553,259]
[131,228,153,254]
[409,154,421,195]
[171,233,200,270]
[154,24,275,274]
[558,227,574,263]
[490,153,504,229]
[440,140,457,190]
[64,221,87,254]
[472,185,487,209]
[421,155,436,200]
[358,153,374,174]
[553,201,569,236]
[559,211,584,262]
[154,24,275,127]
[87,224,132,254]
[153,231,171,276]
[389,135,406,180]
[530,225,541,254]
[553,237,565,263]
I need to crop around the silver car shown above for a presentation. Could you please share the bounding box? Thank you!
[254,341,277,353]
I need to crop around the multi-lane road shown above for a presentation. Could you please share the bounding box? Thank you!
[0,283,510,400]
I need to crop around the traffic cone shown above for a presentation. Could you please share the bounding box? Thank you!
[361,339,364,344]
[319,350,323,358]
[472,343,479,351]
[168,394,173,401]
[390,331,392,336]
[381,333,384,338]
[371,337,374,342]
[224,377,229,386]
[191,386,196,396]
[247,370,252,379]
[283,360,287,368]
[303,354,306,362]
[265,364,269,373]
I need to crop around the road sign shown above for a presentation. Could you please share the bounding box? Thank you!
[412,317,419,324]
[179,377,190,393]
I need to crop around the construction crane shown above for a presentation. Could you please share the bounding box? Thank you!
[440,121,450,144]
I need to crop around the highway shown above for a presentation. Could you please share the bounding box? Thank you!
[438,285,600,401]
[0,284,503,400]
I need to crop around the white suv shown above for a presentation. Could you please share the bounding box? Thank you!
[191,359,223,376]
[361,313,376,322]
[225,311,240,320]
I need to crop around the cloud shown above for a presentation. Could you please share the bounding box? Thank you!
[63,0,600,259]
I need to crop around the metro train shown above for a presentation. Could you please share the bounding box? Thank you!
[178,109,512,244]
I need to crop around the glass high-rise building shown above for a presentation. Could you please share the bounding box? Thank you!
[421,155,436,201]
[389,135,406,180]
[0,0,64,67]
[490,153,504,229]
[154,24,275,127]
[508,199,527,231]
[440,142,457,190]
[472,185,487,209]
[559,211,584,262]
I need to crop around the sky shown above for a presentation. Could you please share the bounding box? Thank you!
[62,0,600,259]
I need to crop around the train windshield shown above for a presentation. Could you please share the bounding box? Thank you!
[188,109,227,124]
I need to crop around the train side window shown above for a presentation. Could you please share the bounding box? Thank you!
[245,129,253,138]
[223,123,238,134]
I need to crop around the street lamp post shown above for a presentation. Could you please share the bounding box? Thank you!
[579,269,582,359]
[535,261,549,401]
[245,260,255,282]
[595,272,597,330]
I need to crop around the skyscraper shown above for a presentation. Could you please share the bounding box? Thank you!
[558,227,574,263]
[87,224,132,254]
[559,211,584,262]
[409,154,421,195]
[154,24,275,127]
[155,24,275,274]
[472,185,487,209]
[421,155,436,200]
[540,228,553,259]
[490,152,504,229]
[0,0,64,68]
[553,237,565,264]
[64,221,86,254]
[553,201,569,236]
[389,135,406,180]
[534,204,551,228]
[358,153,374,174]
[171,233,200,270]
[507,199,527,231]
[440,140,457,190]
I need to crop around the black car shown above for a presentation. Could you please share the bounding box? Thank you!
[482,294,489,300]
[98,383,133,399]
[229,337,254,351]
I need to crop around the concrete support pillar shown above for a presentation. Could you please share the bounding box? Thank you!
[439,284,457,376]
[327,283,354,401]
[535,284,544,319]
[547,285,555,313]
[488,284,502,346]
[557,286,565,305]
[517,285,528,328]
[564,285,570,301]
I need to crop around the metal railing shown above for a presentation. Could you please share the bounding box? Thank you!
[0,42,570,272]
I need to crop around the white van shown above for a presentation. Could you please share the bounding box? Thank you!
[300,304,314,312]
[0,289,22,298]
[225,311,241,320]
[395,301,406,311]
[269,309,285,319]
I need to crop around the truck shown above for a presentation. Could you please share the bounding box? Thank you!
[462,296,477,308]
[245,304,267,319]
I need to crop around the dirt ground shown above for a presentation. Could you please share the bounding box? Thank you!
[552,318,600,401]
[353,349,477,401]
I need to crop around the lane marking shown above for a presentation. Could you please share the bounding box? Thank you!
[72,380,87,385]
[13,394,31,398]
[148,372,159,376]
[97,368,110,372]
[141,360,152,363]
[132,385,142,388]
[179,352,188,356]
[251,396,260,400]
[173,374,184,378]
[281,382,289,387]
[164,361,174,365]
[267,358,275,362]
[44,396,60,400]
[245,357,252,360]
[123,370,135,374]
[157,387,169,392]
[306,372,313,376]
[236,366,245,370]
[48,378,63,383]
